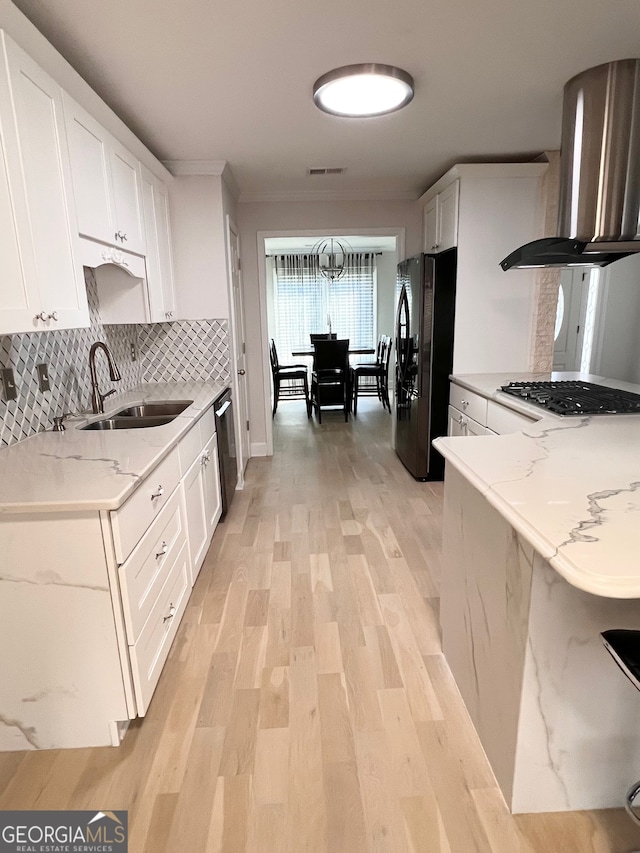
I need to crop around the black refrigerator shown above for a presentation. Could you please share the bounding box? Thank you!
[394,250,456,480]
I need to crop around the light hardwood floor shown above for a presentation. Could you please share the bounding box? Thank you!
[1,398,639,852]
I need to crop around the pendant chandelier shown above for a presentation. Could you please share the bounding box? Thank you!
[312,237,352,281]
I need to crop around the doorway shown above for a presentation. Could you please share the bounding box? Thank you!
[226,216,250,486]
[553,267,602,373]
[258,229,404,454]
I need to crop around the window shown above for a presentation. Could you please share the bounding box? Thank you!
[273,253,376,358]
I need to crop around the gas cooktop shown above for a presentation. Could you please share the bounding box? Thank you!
[499,380,640,415]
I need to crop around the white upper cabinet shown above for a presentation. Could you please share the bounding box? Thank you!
[437,180,459,252]
[63,95,113,246]
[0,33,89,334]
[140,165,176,321]
[109,141,146,255]
[423,196,438,254]
[63,94,146,257]
[423,178,459,253]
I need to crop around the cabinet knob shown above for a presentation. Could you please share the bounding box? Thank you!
[150,484,164,500]
[431,245,437,251]
[163,603,176,623]
[34,311,49,322]
[461,399,469,408]
[165,311,173,319]
[122,233,128,242]
[202,451,211,466]
[49,311,58,322]
[237,369,246,376]
[155,540,168,559]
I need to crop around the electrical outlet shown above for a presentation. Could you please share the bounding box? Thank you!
[1,367,17,401]
[130,341,137,362]
[36,363,51,392]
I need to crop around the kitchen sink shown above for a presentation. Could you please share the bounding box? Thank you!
[80,415,176,430]
[114,400,193,418]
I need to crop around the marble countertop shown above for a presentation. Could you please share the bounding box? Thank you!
[0,381,227,514]
[435,372,640,599]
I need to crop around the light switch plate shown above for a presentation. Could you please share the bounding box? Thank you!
[36,363,51,392]
[1,367,17,401]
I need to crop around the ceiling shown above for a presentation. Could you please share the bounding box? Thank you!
[10,0,640,201]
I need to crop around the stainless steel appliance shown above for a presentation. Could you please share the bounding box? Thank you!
[502,59,640,270]
[214,388,237,519]
[499,380,640,415]
[394,251,456,480]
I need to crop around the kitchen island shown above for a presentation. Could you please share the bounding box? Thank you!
[434,372,640,814]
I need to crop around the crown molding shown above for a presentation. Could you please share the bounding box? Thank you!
[163,160,240,199]
[238,188,420,204]
[162,159,227,176]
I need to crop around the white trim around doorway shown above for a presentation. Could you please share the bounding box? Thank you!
[256,227,406,456]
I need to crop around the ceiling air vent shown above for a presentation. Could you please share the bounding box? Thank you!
[308,167,346,175]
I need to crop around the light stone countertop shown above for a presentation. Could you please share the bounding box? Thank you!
[0,381,227,514]
[435,371,640,598]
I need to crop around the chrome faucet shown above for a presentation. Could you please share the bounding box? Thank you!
[89,342,121,414]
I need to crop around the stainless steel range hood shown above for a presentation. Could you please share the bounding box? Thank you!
[501,58,640,270]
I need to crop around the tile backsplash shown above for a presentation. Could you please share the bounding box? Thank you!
[0,269,230,447]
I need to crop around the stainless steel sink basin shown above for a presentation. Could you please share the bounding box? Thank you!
[114,400,193,418]
[80,415,175,430]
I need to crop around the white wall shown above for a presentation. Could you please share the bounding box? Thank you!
[597,254,640,383]
[237,198,421,451]
[376,251,399,340]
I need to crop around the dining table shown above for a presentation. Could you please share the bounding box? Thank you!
[291,347,375,357]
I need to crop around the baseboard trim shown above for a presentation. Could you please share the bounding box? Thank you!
[251,442,270,457]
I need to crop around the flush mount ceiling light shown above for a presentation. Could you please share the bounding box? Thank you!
[313,63,414,118]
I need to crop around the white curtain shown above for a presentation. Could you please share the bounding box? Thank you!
[273,252,376,363]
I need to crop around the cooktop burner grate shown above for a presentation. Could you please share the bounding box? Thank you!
[499,381,640,415]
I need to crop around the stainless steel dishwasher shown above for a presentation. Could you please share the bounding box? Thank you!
[214,387,237,519]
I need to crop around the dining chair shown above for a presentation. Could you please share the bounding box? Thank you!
[269,339,311,417]
[310,338,350,423]
[351,335,392,415]
[309,333,337,342]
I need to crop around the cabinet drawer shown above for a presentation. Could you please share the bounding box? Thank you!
[449,383,488,426]
[178,419,203,474]
[486,400,538,435]
[449,405,495,437]
[178,406,215,475]
[118,487,187,644]
[198,404,215,446]
[111,447,180,564]
[129,539,190,715]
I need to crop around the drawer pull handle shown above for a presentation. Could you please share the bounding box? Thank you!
[155,541,168,559]
[163,603,176,623]
[150,485,164,500]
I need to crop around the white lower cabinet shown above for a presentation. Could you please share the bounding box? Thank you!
[448,405,495,437]
[448,382,538,437]
[128,540,190,715]
[0,402,223,751]
[182,432,221,585]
